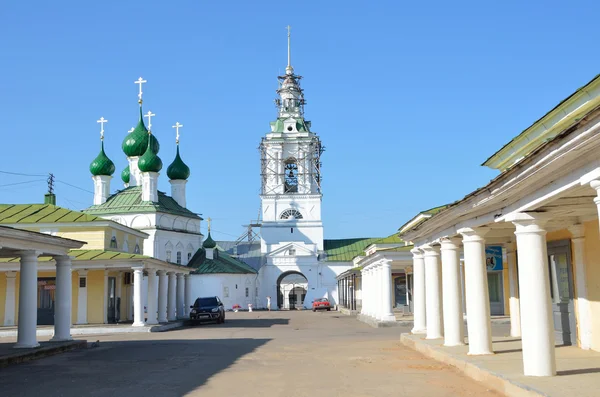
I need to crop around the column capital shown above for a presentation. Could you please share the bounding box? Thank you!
[439,236,461,250]
[17,250,42,260]
[421,244,441,256]
[590,179,600,192]
[184,273,192,279]
[458,227,489,241]
[505,212,548,234]
[157,269,167,276]
[146,267,157,275]
[568,224,585,239]
[410,247,423,258]
[132,265,144,273]
[176,272,185,278]
[380,259,392,268]
[5,271,17,279]
[53,255,74,266]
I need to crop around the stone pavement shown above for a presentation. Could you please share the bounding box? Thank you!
[0,311,500,397]
[402,328,600,397]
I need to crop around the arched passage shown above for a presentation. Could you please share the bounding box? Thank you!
[277,271,308,309]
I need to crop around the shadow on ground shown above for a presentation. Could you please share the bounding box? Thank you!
[190,317,290,328]
[0,338,270,397]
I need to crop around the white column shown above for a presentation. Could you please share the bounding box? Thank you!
[440,237,465,346]
[422,244,443,339]
[366,267,374,317]
[506,242,521,338]
[51,256,73,341]
[167,272,177,321]
[103,270,109,324]
[184,274,192,317]
[569,224,592,350]
[157,270,168,323]
[380,260,395,322]
[116,272,123,322]
[176,273,185,319]
[146,269,158,325]
[3,272,17,326]
[132,267,145,327]
[76,270,88,324]
[411,248,426,334]
[360,270,367,315]
[507,213,555,376]
[15,251,40,348]
[458,227,493,355]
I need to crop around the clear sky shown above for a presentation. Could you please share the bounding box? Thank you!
[1,1,599,241]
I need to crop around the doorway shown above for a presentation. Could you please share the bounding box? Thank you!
[37,277,56,325]
[277,271,308,309]
[107,277,117,324]
[394,274,407,308]
[487,272,504,315]
[547,240,577,345]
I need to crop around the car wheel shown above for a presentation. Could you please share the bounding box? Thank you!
[327,308,331,311]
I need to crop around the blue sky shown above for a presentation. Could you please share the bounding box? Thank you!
[1,1,599,240]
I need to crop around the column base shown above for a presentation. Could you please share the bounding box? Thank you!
[467,350,494,356]
[380,314,396,322]
[443,341,465,347]
[426,335,443,340]
[132,321,146,327]
[50,335,73,342]
[14,342,40,349]
[158,319,168,324]
[146,320,159,325]
[411,327,427,334]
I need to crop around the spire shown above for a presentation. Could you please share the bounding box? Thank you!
[203,217,217,249]
[90,117,115,176]
[167,122,190,181]
[123,78,159,157]
[286,25,293,75]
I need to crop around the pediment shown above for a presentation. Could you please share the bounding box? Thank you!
[267,242,315,258]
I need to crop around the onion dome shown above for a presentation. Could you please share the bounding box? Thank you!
[122,107,160,157]
[89,142,115,176]
[167,146,190,180]
[138,134,163,173]
[203,232,217,249]
[121,165,130,184]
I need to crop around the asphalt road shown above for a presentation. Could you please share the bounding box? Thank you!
[0,311,500,397]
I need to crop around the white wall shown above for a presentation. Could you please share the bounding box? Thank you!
[187,274,258,311]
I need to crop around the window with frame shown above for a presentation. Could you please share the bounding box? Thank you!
[110,236,118,249]
[134,244,141,254]
[284,158,298,193]
[223,286,229,298]
[280,209,303,220]
[187,252,192,262]
[166,250,172,262]
[245,287,249,298]
[176,251,182,264]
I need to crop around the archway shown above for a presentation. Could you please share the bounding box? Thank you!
[277,271,308,309]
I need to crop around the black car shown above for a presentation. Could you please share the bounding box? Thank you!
[190,296,225,324]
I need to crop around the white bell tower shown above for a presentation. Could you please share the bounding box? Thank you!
[259,26,325,254]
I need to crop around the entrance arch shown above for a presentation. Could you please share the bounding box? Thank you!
[277,271,308,309]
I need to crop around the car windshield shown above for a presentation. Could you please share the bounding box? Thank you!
[315,298,328,302]
[195,297,218,307]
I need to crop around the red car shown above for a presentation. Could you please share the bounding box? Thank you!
[312,298,331,311]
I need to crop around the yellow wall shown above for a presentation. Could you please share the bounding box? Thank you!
[0,273,6,324]
[583,220,600,351]
[86,270,105,324]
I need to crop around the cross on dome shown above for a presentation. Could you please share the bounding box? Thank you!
[144,111,156,131]
[97,117,108,140]
[173,122,183,144]
[286,25,293,75]
[134,77,147,103]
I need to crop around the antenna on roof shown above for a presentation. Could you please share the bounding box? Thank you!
[47,173,55,194]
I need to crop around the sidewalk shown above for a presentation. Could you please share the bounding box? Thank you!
[0,340,87,368]
[401,331,600,397]
[0,320,186,338]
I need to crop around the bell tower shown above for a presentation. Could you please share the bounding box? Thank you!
[259,26,325,253]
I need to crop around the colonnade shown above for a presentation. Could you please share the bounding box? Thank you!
[360,260,395,322]
[337,273,356,311]
[134,268,191,326]
[411,214,557,377]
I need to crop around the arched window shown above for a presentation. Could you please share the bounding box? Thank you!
[110,236,118,249]
[284,158,298,193]
[280,209,303,220]
[187,252,192,262]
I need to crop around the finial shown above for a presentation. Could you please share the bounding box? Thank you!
[144,111,155,132]
[286,25,293,75]
[172,122,183,145]
[207,217,212,232]
[97,117,108,141]
[135,77,147,104]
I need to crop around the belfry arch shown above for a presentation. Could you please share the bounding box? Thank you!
[276,271,308,309]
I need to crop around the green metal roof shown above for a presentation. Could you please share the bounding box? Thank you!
[324,233,406,262]
[83,186,201,219]
[202,232,217,249]
[122,106,160,157]
[138,135,163,173]
[0,249,149,263]
[90,141,116,176]
[188,248,257,274]
[121,165,131,184]
[166,145,190,180]
[0,204,102,224]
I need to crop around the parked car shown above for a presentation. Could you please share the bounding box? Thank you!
[312,298,331,312]
[190,296,225,324]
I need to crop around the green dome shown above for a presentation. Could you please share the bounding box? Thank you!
[89,142,115,176]
[167,146,190,180]
[203,232,217,249]
[121,165,130,184]
[138,135,163,173]
[122,107,160,157]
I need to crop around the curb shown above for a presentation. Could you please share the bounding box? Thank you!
[0,321,186,338]
[357,314,410,328]
[400,333,548,397]
[0,340,87,369]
